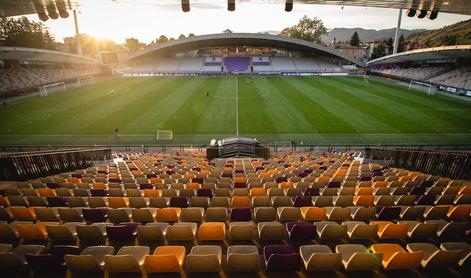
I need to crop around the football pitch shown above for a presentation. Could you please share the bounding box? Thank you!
[0,76,470,146]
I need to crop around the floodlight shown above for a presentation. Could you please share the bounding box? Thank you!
[46,1,59,19]
[33,0,49,21]
[182,0,190,12]
[56,0,69,18]
[406,9,416,17]
[428,10,438,20]
[417,10,428,18]
[285,0,293,12]
[228,0,235,11]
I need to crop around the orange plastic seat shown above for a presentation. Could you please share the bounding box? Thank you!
[353,195,374,207]
[371,244,423,270]
[198,222,226,241]
[250,188,267,197]
[0,196,9,207]
[317,176,330,184]
[92,182,107,189]
[372,181,388,188]
[458,186,471,194]
[16,222,58,241]
[10,207,37,221]
[399,176,412,182]
[108,197,129,209]
[371,221,408,240]
[300,207,326,221]
[150,178,163,185]
[155,208,181,222]
[279,182,294,189]
[447,205,471,219]
[232,196,250,208]
[186,183,201,190]
[356,187,373,195]
[37,188,56,197]
[143,189,161,197]
[234,177,247,184]
[67,177,81,183]
[144,246,186,273]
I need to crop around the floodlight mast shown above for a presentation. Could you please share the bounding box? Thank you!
[73,9,83,56]
[393,8,402,54]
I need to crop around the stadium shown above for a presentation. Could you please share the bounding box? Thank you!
[0,0,470,277]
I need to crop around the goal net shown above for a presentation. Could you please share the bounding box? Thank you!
[156,130,173,140]
[409,80,435,95]
[76,75,96,87]
[39,82,66,97]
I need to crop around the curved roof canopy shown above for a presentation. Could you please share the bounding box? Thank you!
[0,46,100,65]
[126,33,363,66]
[367,45,471,65]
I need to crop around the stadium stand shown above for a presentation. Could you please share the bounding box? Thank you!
[0,150,469,277]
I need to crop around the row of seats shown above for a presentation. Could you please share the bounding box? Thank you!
[0,242,469,274]
[1,219,468,245]
[2,204,470,225]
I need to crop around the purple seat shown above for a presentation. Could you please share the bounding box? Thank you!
[139,184,154,190]
[303,188,319,196]
[106,224,138,242]
[409,186,426,196]
[222,173,233,178]
[197,188,213,198]
[166,170,176,175]
[263,245,301,272]
[376,206,401,221]
[146,173,157,178]
[286,222,315,241]
[71,173,82,178]
[235,170,244,174]
[108,178,121,183]
[230,208,252,221]
[291,196,311,207]
[192,177,204,184]
[297,172,308,178]
[224,57,250,72]
[169,196,189,208]
[234,183,247,188]
[358,176,372,181]
[47,182,61,189]
[25,254,66,274]
[415,194,436,205]
[326,181,341,188]
[47,196,69,207]
[82,208,108,223]
[420,180,434,187]
[50,245,80,262]
[276,177,288,183]
[90,189,107,197]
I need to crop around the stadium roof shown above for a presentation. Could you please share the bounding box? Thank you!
[0,0,79,17]
[126,33,363,66]
[0,46,100,64]
[367,45,471,65]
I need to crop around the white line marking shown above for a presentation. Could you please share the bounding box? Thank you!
[235,76,239,136]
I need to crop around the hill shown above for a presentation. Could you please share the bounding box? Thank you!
[321,27,426,43]
[407,19,471,47]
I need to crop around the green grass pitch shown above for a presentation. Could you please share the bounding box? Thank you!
[0,76,470,145]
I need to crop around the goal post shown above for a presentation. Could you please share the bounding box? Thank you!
[76,75,96,87]
[409,80,434,95]
[156,130,173,141]
[39,82,66,97]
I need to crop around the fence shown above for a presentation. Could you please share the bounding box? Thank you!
[365,148,471,180]
[0,148,112,181]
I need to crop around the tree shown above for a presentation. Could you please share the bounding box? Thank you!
[222,29,233,34]
[188,33,195,37]
[280,15,327,44]
[386,38,394,53]
[156,35,169,44]
[125,38,145,52]
[350,31,360,46]
[443,35,458,45]
[178,34,186,40]
[371,43,386,60]
[0,16,56,50]
[398,34,405,53]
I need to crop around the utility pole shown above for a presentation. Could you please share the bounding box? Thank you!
[73,10,83,56]
[393,8,403,54]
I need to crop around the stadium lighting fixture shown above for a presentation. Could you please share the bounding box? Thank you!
[46,1,59,19]
[56,0,69,18]
[428,10,438,20]
[33,0,49,21]
[406,9,416,17]
[417,10,428,18]
[285,0,293,12]
[228,0,235,11]
[181,0,190,12]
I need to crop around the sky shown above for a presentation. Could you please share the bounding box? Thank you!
[34,0,471,44]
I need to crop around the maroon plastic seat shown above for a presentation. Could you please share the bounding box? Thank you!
[263,245,301,272]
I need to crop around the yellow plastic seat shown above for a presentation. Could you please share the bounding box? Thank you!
[371,221,408,240]
[10,207,37,221]
[108,197,129,209]
[16,222,59,241]
[143,189,161,197]
[353,195,374,207]
[155,208,181,222]
[232,196,250,208]
[371,243,423,270]
[300,207,326,221]
[250,188,267,197]
[37,188,56,197]
[447,205,471,220]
